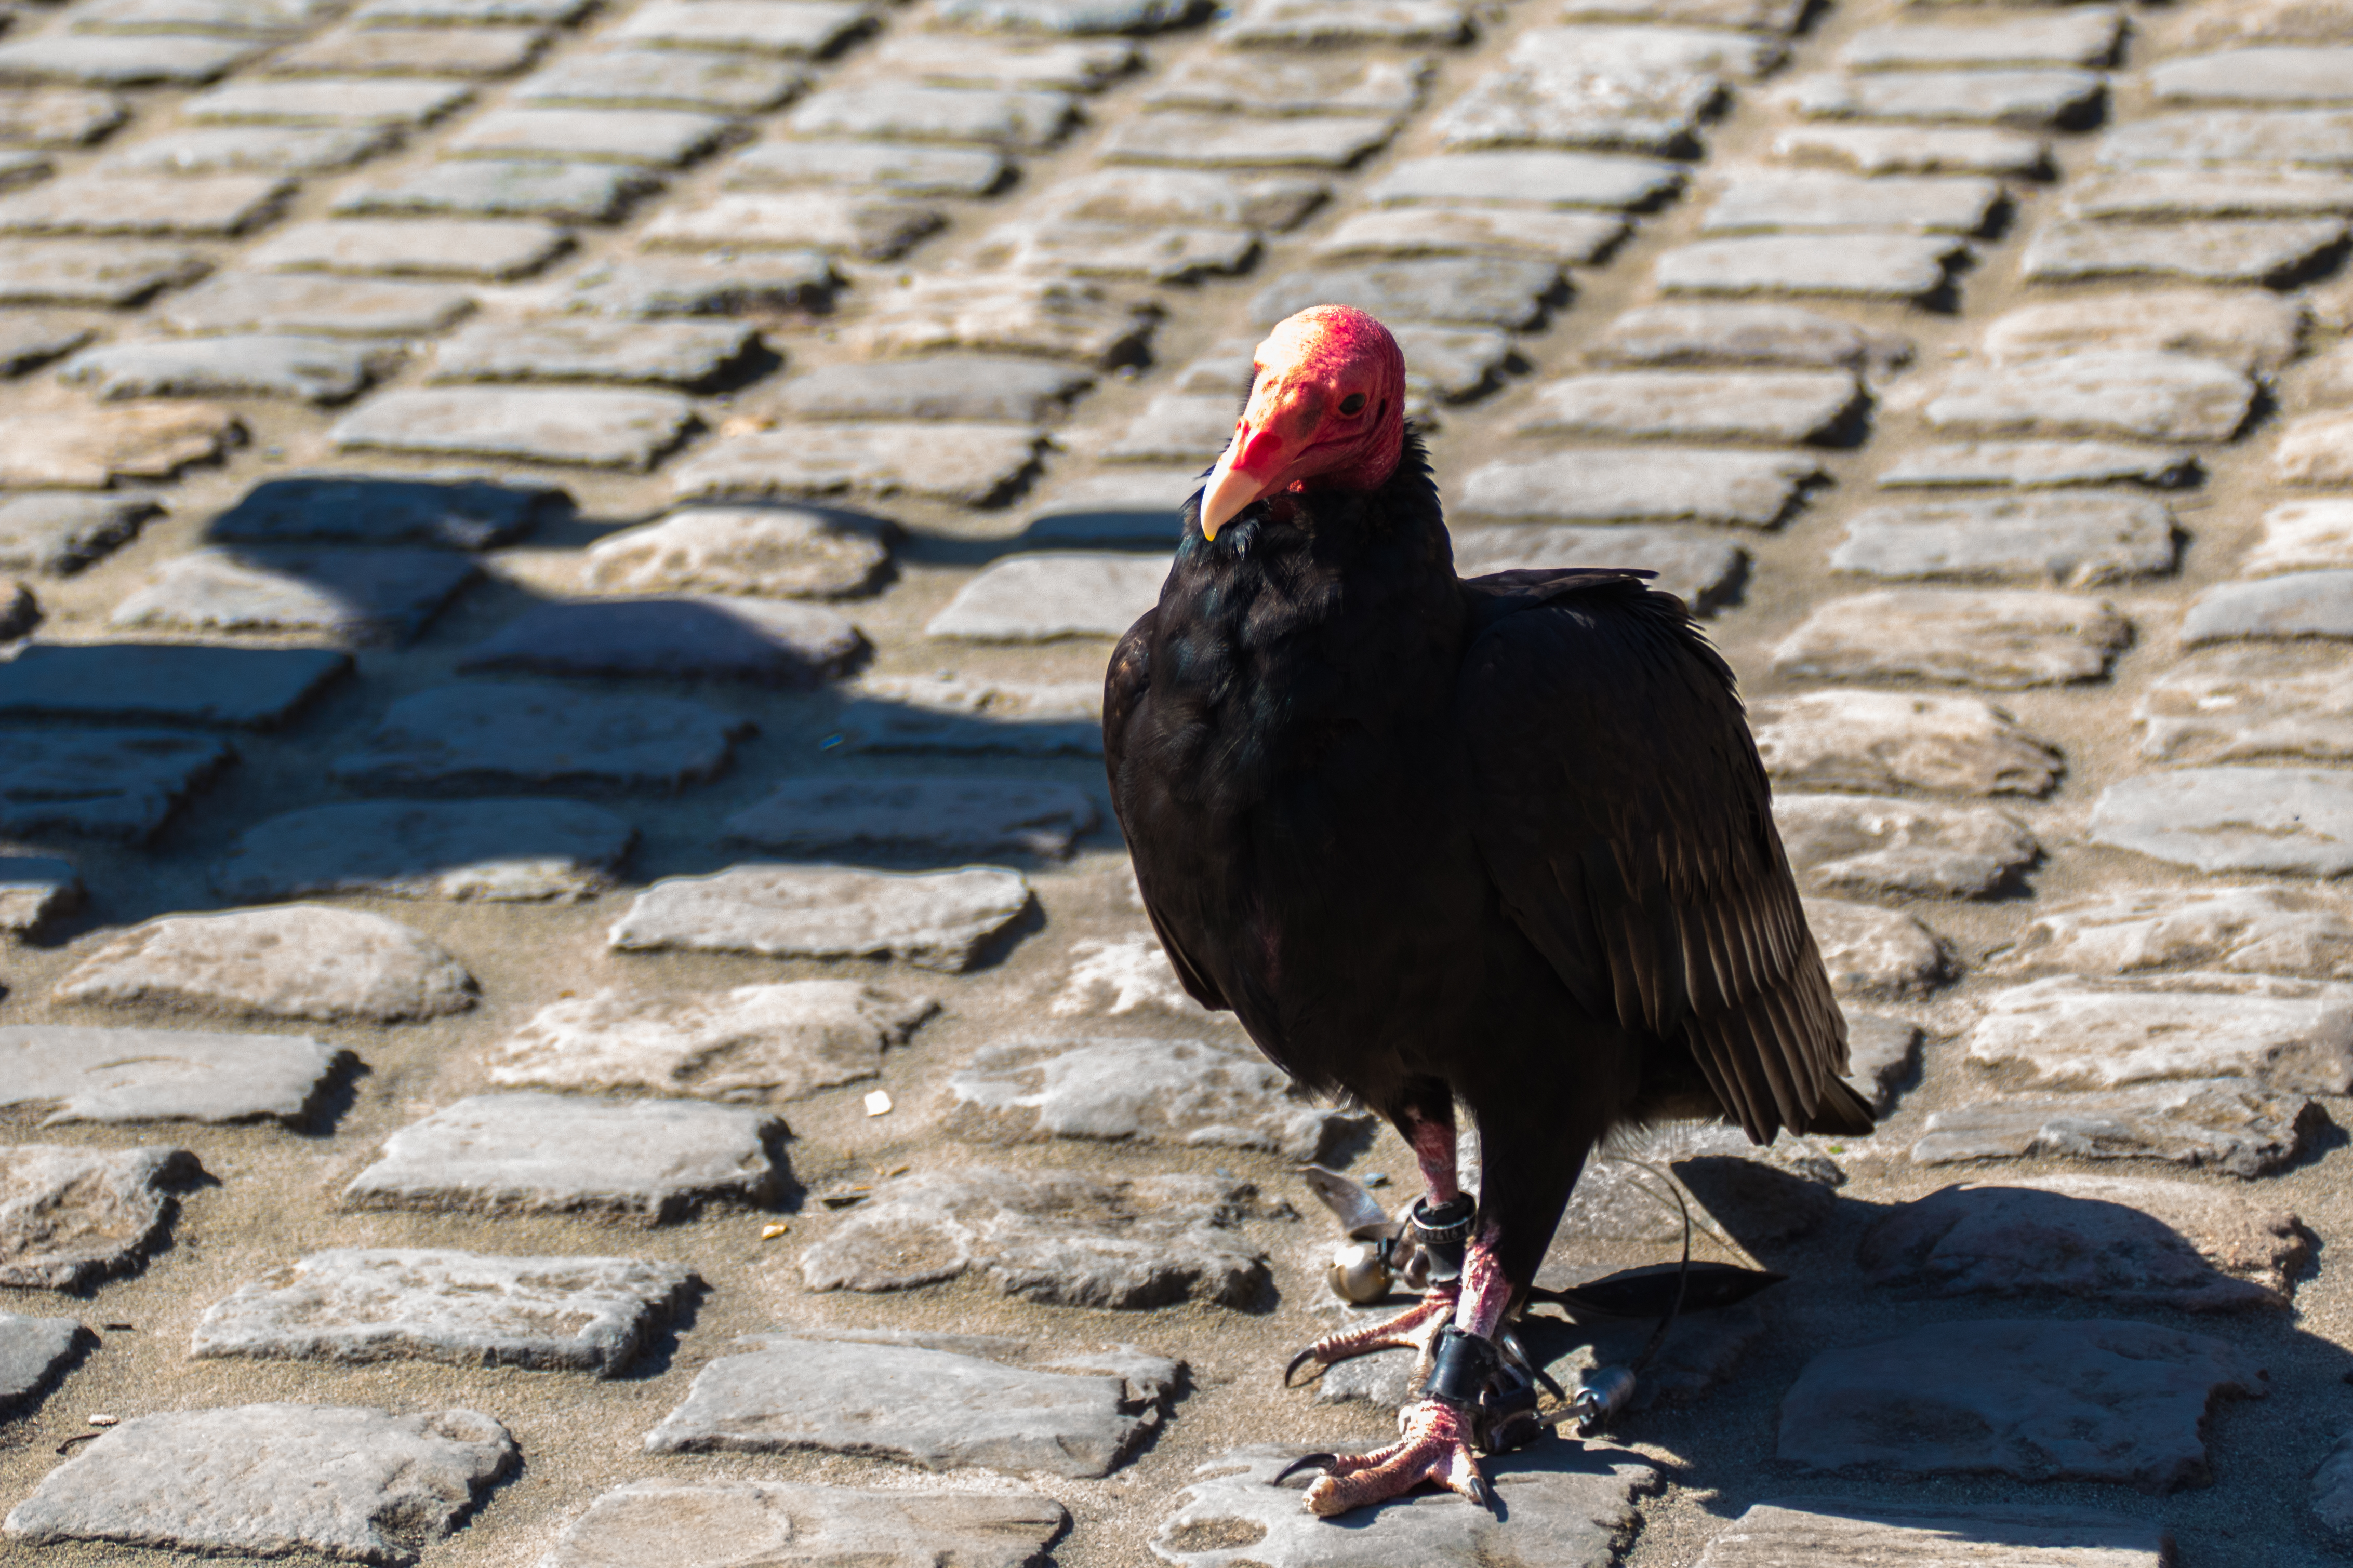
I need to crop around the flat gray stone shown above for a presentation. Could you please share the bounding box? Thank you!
[209,475,561,549]
[156,272,473,336]
[2302,344,2353,410]
[0,314,97,376]
[353,0,592,24]
[1022,468,1194,542]
[428,317,756,388]
[614,0,873,53]
[1150,1446,1657,1568]
[2023,217,2349,286]
[2,1404,514,1562]
[1752,690,2060,797]
[0,644,347,727]
[70,0,335,42]
[1103,110,1396,169]
[725,137,1006,196]
[1317,206,1625,266]
[727,776,1096,858]
[1220,0,1468,45]
[562,251,837,318]
[926,553,1169,640]
[1771,589,2131,689]
[584,505,889,598]
[110,546,477,644]
[1248,257,1562,329]
[613,864,1032,971]
[2098,109,2353,169]
[1092,392,1242,462]
[837,673,1101,755]
[790,84,1074,149]
[97,124,393,175]
[61,334,387,404]
[492,979,934,1101]
[1774,793,2039,899]
[643,191,942,260]
[1432,62,1718,156]
[0,1315,83,1417]
[0,1144,193,1289]
[56,906,476,1023]
[336,384,694,468]
[969,219,1260,284]
[1809,902,1945,1001]
[1878,441,2201,490]
[1860,1177,2304,1312]
[1558,0,1802,22]
[518,48,806,113]
[214,798,632,903]
[447,106,730,165]
[2153,46,2353,104]
[1554,1123,1844,1250]
[0,855,81,936]
[1693,1500,2171,1568]
[1514,368,1862,443]
[1913,1081,2318,1177]
[0,35,258,86]
[2091,767,2353,876]
[764,355,1089,423]
[333,681,747,793]
[2135,645,2353,766]
[2064,167,2353,221]
[1146,52,1422,115]
[540,1481,1067,1568]
[0,1025,348,1125]
[185,76,472,127]
[247,218,568,279]
[334,159,656,222]
[0,87,128,147]
[674,424,1039,506]
[1701,169,2001,234]
[1968,973,2353,1093]
[1994,885,2353,980]
[1655,234,1962,299]
[839,275,1157,365]
[948,1035,1367,1161]
[2186,570,2353,643]
[1831,491,2178,587]
[1459,447,1821,528]
[347,1093,785,1223]
[1778,1319,2263,1487]
[1591,301,1910,372]
[2278,410,2353,485]
[1042,933,1209,1019]
[264,22,551,78]
[1367,149,1682,209]
[192,1249,695,1374]
[800,1166,1268,1308]
[644,1331,1180,1478]
[1452,524,1746,613]
[1841,10,2124,69]
[460,597,862,686]
[862,36,1126,93]
[1772,124,2051,176]
[0,404,241,488]
[935,0,1200,29]
[1780,68,2103,127]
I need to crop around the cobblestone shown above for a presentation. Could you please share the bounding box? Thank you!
[539,1481,1067,1568]
[0,1024,350,1124]
[213,797,634,902]
[610,863,1033,970]
[0,1143,196,1289]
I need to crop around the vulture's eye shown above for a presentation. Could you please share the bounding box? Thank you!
[1339,393,1367,416]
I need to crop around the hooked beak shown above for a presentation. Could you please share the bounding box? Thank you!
[1200,420,1291,541]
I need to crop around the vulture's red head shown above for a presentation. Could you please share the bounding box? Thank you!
[1199,304,1407,540]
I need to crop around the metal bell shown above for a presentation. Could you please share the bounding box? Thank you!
[1325,1241,1394,1304]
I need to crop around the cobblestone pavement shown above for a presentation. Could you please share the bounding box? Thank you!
[1,0,2351,1561]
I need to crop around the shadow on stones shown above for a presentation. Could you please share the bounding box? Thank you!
[610,1272,709,1384]
[298,1052,371,1140]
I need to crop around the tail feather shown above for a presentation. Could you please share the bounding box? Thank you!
[1799,1075,1876,1138]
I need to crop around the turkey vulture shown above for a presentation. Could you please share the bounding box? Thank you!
[1105,305,1870,1516]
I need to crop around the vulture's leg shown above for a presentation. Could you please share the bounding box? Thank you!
[1283,1090,1465,1384]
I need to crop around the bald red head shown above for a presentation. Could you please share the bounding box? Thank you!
[1199,305,1407,540]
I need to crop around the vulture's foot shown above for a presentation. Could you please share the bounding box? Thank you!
[1283,1286,1458,1386]
[1299,1398,1490,1516]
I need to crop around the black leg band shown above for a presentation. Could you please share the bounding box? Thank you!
[1424,1326,1498,1409]
[1410,1195,1474,1284]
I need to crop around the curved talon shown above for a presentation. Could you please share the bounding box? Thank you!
[1283,1348,1322,1387]
[1282,1288,1459,1391]
[1301,1398,1489,1518]
[1272,1452,1338,1487]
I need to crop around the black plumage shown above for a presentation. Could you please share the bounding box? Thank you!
[1107,427,1870,1333]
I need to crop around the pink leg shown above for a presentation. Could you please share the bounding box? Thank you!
[1285,1110,1462,1382]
